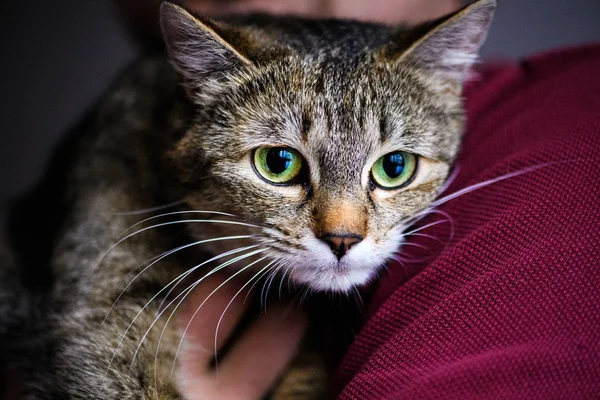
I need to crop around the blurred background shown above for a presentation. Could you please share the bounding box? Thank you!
[0,0,599,226]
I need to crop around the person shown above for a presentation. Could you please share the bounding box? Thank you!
[7,1,596,399]
[119,1,600,399]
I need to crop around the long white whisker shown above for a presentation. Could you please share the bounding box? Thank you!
[127,248,268,374]
[352,284,364,311]
[169,256,270,377]
[112,201,184,216]
[402,207,449,227]
[278,264,290,301]
[403,219,451,236]
[261,266,280,312]
[149,245,269,391]
[151,252,270,390]
[101,247,265,386]
[211,260,277,375]
[439,166,460,195]
[156,243,273,313]
[392,256,410,276]
[244,260,282,304]
[404,232,445,244]
[433,163,556,207]
[398,163,558,237]
[103,236,257,325]
[119,210,238,237]
[399,241,434,253]
[299,285,312,307]
[118,218,261,247]
[429,209,455,241]
[92,219,262,281]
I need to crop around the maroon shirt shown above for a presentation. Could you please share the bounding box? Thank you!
[333,44,600,399]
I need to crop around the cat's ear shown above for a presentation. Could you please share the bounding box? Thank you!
[392,0,496,82]
[160,2,253,91]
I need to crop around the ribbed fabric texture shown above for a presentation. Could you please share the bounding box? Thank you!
[332,45,600,399]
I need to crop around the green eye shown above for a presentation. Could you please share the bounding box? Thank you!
[253,147,304,184]
[371,151,418,189]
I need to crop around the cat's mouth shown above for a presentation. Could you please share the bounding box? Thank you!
[287,262,377,292]
[276,237,390,292]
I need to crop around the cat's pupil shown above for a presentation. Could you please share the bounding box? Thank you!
[266,148,293,174]
[383,152,405,178]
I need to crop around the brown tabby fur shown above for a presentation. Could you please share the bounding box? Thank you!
[2,1,495,398]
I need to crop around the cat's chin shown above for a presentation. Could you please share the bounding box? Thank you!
[277,235,400,293]
[288,264,377,293]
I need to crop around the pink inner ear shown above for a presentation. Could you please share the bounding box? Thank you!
[160,3,248,90]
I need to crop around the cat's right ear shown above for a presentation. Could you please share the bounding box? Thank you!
[160,2,253,92]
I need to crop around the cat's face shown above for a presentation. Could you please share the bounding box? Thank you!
[162,0,495,292]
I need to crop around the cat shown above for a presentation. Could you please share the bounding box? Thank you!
[3,0,495,398]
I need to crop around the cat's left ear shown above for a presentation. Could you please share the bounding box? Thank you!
[390,0,496,83]
[160,2,253,92]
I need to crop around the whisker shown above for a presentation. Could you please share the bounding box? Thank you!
[404,232,445,244]
[352,284,364,311]
[169,256,270,377]
[101,247,265,386]
[92,219,262,278]
[243,260,281,305]
[395,252,432,264]
[298,285,312,307]
[150,245,268,392]
[398,163,560,238]
[432,162,560,207]
[403,218,451,236]
[128,248,268,374]
[391,256,411,277]
[103,236,258,325]
[156,243,272,313]
[439,166,460,195]
[112,201,184,216]
[151,252,270,390]
[400,206,452,230]
[393,205,448,232]
[120,219,263,242]
[211,260,277,375]
[278,264,290,301]
[398,241,434,254]
[392,163,568,259]
[119,210,238,237]
[261,266,280,313]
[428,209,455,241]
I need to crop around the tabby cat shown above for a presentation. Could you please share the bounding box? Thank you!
[4,0,495,398]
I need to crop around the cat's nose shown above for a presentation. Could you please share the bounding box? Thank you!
[320,233,363,260]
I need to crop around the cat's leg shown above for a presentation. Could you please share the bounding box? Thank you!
[19,186,193,399]
[26,273,188,400]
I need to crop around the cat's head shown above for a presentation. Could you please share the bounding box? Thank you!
[161,0,495,292]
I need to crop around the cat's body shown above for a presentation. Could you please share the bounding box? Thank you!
[3,1,495,398]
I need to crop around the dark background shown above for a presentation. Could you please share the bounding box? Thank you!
[1,0,599,226]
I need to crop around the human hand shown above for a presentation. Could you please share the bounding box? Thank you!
[176,273,307,400]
